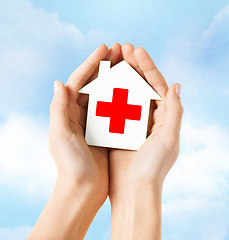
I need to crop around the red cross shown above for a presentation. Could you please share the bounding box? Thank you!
[96,88,142,134]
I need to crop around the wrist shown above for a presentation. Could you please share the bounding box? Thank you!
[110,184,162,240]
[55,175,92,197]
[55,174,107,207]
[110,183,162,206]
[29,174,102,240]
[109,173,163,204]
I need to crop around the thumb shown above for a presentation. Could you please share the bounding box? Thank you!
[49,81,69,136]
[163,83,184,138]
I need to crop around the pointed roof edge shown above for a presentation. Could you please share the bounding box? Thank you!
[114,61,162,100]
[79,60,162,100]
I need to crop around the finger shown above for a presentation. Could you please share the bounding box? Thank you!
[89,43,123,81]
[66,44,109,101]
[121,43,144,77]
[77,43,123,111]
[50,81,70,136]
[163,83,184,140]
[134,47,168,99]
[106,43,123,66]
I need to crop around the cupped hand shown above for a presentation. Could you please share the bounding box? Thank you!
[49,43,122,203]
[109,43,184,199]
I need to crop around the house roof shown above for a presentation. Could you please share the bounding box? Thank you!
[79,60,162,100]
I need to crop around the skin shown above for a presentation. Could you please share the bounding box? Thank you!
[28,43,183,240]
[109,43,184,240]
[28,44,121,240]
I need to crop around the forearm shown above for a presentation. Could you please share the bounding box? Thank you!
[28,176,102,240]
[110,185,162,240]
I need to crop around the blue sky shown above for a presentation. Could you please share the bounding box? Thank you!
[0,0,229,239]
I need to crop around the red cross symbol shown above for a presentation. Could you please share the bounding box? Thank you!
[96,88,142,134]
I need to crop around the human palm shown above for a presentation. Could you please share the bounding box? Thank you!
[49,44,122,202]
[109,44,183,197]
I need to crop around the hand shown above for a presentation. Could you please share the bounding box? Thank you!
[29,44,122,240]
[49,43,121,199]
[109,43,183,193]
[109,43,184,240]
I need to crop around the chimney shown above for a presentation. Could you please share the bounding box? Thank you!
[98,61,111,77]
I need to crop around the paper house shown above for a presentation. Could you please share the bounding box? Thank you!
[79,60,162,150]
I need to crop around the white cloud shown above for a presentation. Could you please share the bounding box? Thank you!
[1,115,228,238]
[0,0,82,86]
[0,113,56,198]
[0,1,229,238]
[198,4,229,74]
[0,0,116,114]
[202,5,229,47]
[0,226,32,240]
[162,123,229,239]
[161,4,229,101]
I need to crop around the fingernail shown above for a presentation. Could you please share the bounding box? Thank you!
[54,81,59,93]
[175,84,181,97]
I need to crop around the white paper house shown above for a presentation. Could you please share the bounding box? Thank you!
[79,60,162,150]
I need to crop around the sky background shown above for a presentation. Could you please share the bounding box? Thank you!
[0,0,229,239]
